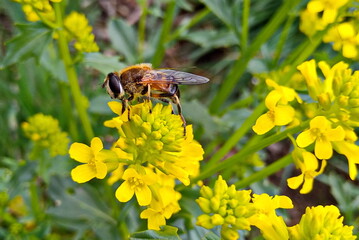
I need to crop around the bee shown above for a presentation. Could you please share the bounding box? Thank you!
[102,63,209,134]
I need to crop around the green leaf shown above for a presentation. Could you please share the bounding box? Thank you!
[202,231,221,240]
[1,22,52,68]
[200,0,241,36]
[39,44,68,82]
[130,225,181,240]
[107,19,138,64]
[182,29,237,48]
[83,52,126,75]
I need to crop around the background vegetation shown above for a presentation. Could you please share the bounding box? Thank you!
[1,0,358,239]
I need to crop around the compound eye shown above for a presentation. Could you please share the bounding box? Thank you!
[108,73,124,98]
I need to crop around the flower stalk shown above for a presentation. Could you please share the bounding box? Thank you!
[53,3,94,141]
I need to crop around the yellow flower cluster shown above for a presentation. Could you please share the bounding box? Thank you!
[13,1,99,53]
[12,0,61,22]
[300,0,359,59]
[69,102,204,230]
[196,176,293,240]
[197,176,356,240]
[300,0,349,36]
[22,113,69,157]
[63,12,99,53]
[253,60,359,194]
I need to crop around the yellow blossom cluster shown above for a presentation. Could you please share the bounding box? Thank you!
[253,59,359,194]
[300,0,359,59]
[69,102,204,230]
[197,176,356,240]
[13,1,99,53]
[22,113,69,157]
[63,12,99,53]
[12,0,61,22]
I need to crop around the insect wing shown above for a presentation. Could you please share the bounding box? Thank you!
[140,70,209,85]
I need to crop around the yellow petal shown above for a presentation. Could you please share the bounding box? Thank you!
[302,152,318,171]
[338,23,355,39]
[307,1,324,13]
[273,105,295,125]
[252,113,275,135]
[300,176,314,194]
[310,116,328,129]
[108,101,123,115]
[115,181,134,202]
[342,44,357,59]
[71,164,96,183]
[315,138,332,159]
[135,185,152,206]
[95,161,107,179]
[296,130,316,148]
[91,137,103,154]
[69,143,93,163]
[287,174,304,190]
[322,8,337,24]
[265,91,282,109]
[122,168,139,180]
[325,126,345,142]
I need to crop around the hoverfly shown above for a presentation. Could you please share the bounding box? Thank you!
[102,63,209,134]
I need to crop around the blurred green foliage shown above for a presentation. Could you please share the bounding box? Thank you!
[0,0,358,239]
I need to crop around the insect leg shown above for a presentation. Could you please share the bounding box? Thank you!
[147,84,152,113]
[171,93,186,136]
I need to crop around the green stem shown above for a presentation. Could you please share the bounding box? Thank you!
[151,1,177,68]
[169,8,210,41]
[273,12,296,67]
[241,0,250,51]
[30,5,57,29]
[209,0,301,114]
[235,154,293,189]
[206,102,266,169]
[29,180,42,221]
[192,122,308,183]
[58,81,79,139]
[138,0,148,63]
[53,3,94,141]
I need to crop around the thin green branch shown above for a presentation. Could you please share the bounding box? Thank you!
[54,3,94,141]
[235,154,293,189]
[206,102,266,169]
[151,1,177,68]
[138,0,148,62]
[209,0,301,114]
[241,0,250,51]
[192,122,308,184]
[169,8,210,41]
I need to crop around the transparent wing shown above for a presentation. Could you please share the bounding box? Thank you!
[140,70,209,85]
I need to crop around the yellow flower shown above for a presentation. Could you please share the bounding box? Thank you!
[115,167,157,206]
[196,176,255,236]
[297,60,322,101]
[22,113,69,157]
[113,102,204,186]
[252,89,296,135]
[324,22,359,59]
[69,137,112,183]
[296,116,345,159]
[63,11,99,53]
[140,186,181,230]
[300,0,350,36]
[249,194,293,240]
[13,0,61,22]
[288,205,356,240]
[287,151,327,194]
[307,0,349,24]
